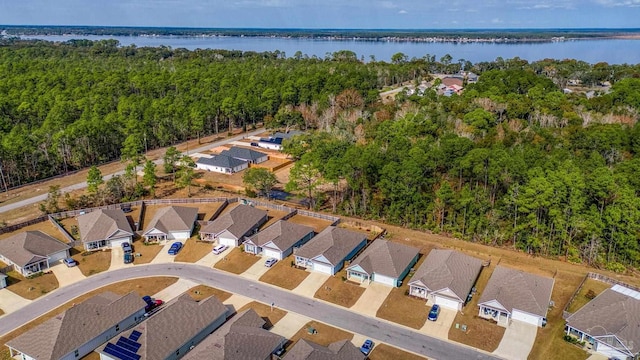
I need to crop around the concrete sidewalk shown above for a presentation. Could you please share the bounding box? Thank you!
[152,278,199,302]
[49,263,86,287]
[493,320,537,360]
[291,272,329,298]
[350,282,392,317]
[0,289,32,315]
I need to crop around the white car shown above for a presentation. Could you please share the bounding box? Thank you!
[212,244,228,255]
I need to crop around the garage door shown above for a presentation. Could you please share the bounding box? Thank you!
[596,343,628,359]
[512,310,542,326]
[373,274,397,287]
[434,295,461,311]
[263,248,282,260]
[171,231,192,240]
[48,250,69,264]
[313,262,333,275]
[110,237,130,248]
[219,237,237,247]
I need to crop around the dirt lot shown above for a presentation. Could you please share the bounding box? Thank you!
[175,237,212,263]
[214,248,261,274]
[369,344,426,360]
[259,257,310,290]
[566,277,611,313]
[4,271,59,300]
[288,320,353,349]
[286,214,333,233]
[256,207,290,229]
[237,301,288,328]
[0,219,67,242]
[71,246,111,276]
[0,276,177,360]
[188,285,232,302]
[314,269,365,308]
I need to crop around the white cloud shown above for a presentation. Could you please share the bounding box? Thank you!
[491,18,503,23]
[594,0,640,6]
[398,9,408,14]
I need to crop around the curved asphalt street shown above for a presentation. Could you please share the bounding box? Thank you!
[0,129,264,215]
[0,263,501,360]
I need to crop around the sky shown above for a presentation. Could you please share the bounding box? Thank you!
[0,0,639,29]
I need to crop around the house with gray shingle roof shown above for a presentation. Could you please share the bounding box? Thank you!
[219,146,268,164]
[142,206,199,242]
[244,220,315,260]
[97,293,229,360]
[478,265,554,327]
[294,226,367,276]
[196,154,248,174]
[565,285,640,360]
[77,209,134,251]
[6,292,146,360]
[199,204,268,247]
[182,308,286,360]
[346,239,419,287]
[0,231,70,276]
[283,339,364,360]
[408,249,483,311]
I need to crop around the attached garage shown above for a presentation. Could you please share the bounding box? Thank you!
[169,230,192,240]
[373,273,397,287]
[263,248,282,260]
[109,237,131,248]
[48,249,70,264]
[512,309,543,326]
[434,295,462,311]
[218,236,238,247]
[595,343,628,360]
[313,262,334,275]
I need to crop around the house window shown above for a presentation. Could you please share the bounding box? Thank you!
[116,324,120,331]
[74,350,79,357]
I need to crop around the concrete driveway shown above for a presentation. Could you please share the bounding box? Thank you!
[152,278,198,302]
[109,247,134,270]
[420,304,456,339]
[223,293,252,312]
[0,289,31,315]
[150,241,181,264]
[195,249,227,267]
[49,262,86,287]
[239,258,271,280]
[493,320,538,360]
[270,312,311,338]
[292,271,330,298]
[350,282,392,317]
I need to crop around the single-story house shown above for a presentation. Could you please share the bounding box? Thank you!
[182,308,286,360]
[199,204,268,247]
[257,137,284,151]
[442,77,463,88]
[478,265,554,327]
[346,239,419,287]
[294,226,367,276]
[408,249,483,311]
[6,292,146,360]
[565,285,640,360]
[196,155,248,174]
[77,209,134,251]
[0,273,7,289]
[219,146,268,164]
[96,293,228,360]
[244,220,315,260]
[283,339,365,360]
[142,206,199,242]
[0,231,70,276]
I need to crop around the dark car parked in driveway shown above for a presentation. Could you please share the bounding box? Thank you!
[428,304,440,321]
[168,242,182,255]
[121,242,133,254]
[360,339,373,355]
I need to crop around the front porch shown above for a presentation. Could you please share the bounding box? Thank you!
[199,232,217,242]
[18,259,48,277]
[84,239,108,251]
[408,285,428,299]
[479,305,510,327]
[244,243,262,255]
[294,256,312,269]
[347,269,370,284]
[144,234,168,243]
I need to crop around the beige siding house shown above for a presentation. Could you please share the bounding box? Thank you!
[0,231,70,276]
[244,220,315,260]
[294,226,367,276]
[347,239,420,287]
[78,209,134,251]
[142,206,199,242]
[199,204,268,247]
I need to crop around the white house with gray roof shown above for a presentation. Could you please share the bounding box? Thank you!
[199,204,268,247]
[0,231,70,276]
[6,292,146,360]
[77,209,134,251]
[283,339,364,360]
[219,146,268,164]
[478,265,554,327]
[347,239,419,287]
[566,285,640,360]
[196,154,248,174]
[96,293,229,360]
[408,249,483,311]
[142,206,199,242]
[244,220,315,260]
[294,226,367,276]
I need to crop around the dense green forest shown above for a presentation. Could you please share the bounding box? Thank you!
[0,39,639,269]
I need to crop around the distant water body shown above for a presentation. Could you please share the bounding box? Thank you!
[20,34,640,64]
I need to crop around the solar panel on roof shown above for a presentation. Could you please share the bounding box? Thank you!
[116,338,141,353]
[129,330,142,341]
[118,336,142,350]
[104,342,141,360]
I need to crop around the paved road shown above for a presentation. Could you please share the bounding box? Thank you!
[0,130,264,214]
[0,264,501,360]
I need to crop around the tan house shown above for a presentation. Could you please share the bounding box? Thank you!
[142,206,199,242]
[97,293,229,360]
[77,209,134,251]
[183,308,286,360]
[199,204,268,247]
[244,220,315,260]
[478,265,554,327]
[0,231,70,276]
[346,239,419,287]
[294,226,367,276]
[408,249,483,311]
[6,292,147,360]
[283,339,365,360]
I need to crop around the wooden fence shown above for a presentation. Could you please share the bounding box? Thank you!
[296,209,341,225]
[48,215,76,243]
[562,272,640,319]
[0,264,14,274]
[0,216,48,235]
